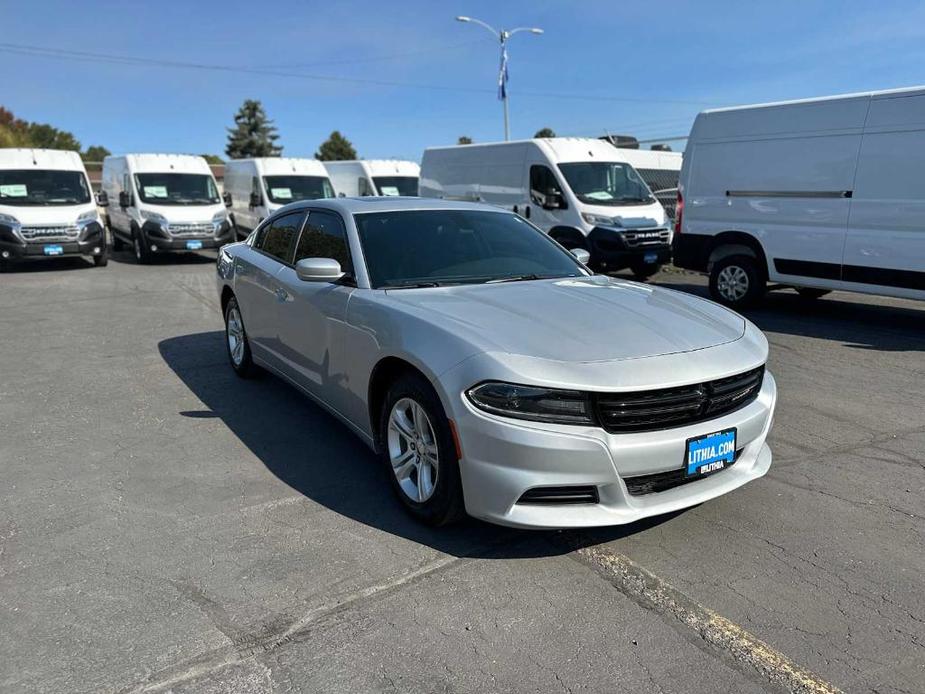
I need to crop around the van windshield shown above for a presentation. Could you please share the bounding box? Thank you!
[263,175,334,204]
[557,162,655,206]
[134,173,219,205]
[354,209,585,288]
[0,169,91,206]
[372,176,419,197]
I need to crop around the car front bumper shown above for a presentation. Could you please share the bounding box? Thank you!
[442,366,777,529]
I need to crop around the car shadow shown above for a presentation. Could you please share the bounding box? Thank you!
[647,278,925,353]
[158,330,684,560]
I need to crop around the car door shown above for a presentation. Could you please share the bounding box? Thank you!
[233,211,305,368]
[274,209,356,411]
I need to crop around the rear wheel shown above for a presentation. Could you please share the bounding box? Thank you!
[224,296,256,378]
[709,254,765,309]
[379,373,465,526]
[796,287,831,300]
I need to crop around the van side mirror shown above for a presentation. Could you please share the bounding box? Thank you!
[223,192,232,207]
[543,188,564,210]
[96,190,109,207]
[118,191,132,208]
[295,257,344,283]
[249,192,262,208]
[571,247,591,265]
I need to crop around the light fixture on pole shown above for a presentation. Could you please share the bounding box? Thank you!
[456,16,543,141]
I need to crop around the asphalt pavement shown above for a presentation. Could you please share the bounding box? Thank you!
[0,251,922,693]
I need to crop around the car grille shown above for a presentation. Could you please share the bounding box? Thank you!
[517,485,600,505]
[20,225,81,243]
[622,228,670,247]
[168,222,213,237]
[623,451,741,496]
[593,366,765,434]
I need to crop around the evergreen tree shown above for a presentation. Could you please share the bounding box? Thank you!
[534,127,556,138]
[315,131,357,161]
[82,145,110,162]
[225,99,282,159]
[457,135,473,145]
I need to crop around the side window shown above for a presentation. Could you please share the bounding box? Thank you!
[293,211,353,276]
[529,165,566,209]
[122,173,130,193]
[251,176,262,205]
[358,177,371,196]
[254,212,305,263]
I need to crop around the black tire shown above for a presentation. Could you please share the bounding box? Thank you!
[378,372,465,526]
[93,252,109,267]
[224,296,256,378]
[132,226,151,265]
[709,254,766,309]
[112,232,125,252]
[630,262,660,281]
[796,287,831,300]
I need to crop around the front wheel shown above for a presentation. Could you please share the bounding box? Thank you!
[709,254,766,309]
[224,296,257,377]
[379,373,465,526]
[631,262,660,281]
[93,252,108,267]
[132,227,152,265]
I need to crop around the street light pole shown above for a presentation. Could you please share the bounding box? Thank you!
[456,16,543,141]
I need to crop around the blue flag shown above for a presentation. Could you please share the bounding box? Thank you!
[498,46,509,100]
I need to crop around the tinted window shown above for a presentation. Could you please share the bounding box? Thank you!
[529,165,566,208]
[0,169,91,206]
[358,178,372,196]
[354,209,584,288]
[255,212,304,263]
[294,211,352,275]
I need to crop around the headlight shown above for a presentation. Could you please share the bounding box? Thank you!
[467,382,593,425]
[140,210,168,226]
[0,212,21,229]
[581,212,616,226]
[76,209,99,227]
[211,210,228,225]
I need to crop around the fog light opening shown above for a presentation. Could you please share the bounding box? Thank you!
[150,244,158,252]
[92,247,101,254]
[1,251,9,259]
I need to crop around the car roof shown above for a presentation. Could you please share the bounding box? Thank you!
[275,196,508,215]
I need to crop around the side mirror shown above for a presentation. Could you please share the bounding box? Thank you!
[223,192,232,207]
[543,188,563,210]
[96,190,109,207]
[571,248,591,265]
[295,257,344,283]
[249,191,262,208]
[118,190,132,208]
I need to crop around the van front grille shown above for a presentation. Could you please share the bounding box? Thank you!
[168,223,213,237]
[20,225,81,242]
[593,367,764,434]
[622,228,670,247]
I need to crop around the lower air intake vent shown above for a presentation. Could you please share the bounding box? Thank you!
[518,485,600,505]
[623,452,740,496]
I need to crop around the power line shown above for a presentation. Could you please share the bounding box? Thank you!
[0,42,715,106]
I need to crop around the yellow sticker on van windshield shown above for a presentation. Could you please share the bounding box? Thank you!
[271,188,292,199]
[0,184,27,197]
[144,186,168,198]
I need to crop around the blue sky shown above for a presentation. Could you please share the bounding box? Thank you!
[4,1,925,160]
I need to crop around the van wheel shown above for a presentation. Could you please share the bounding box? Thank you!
[709,255,765,309]
[112,232,125,252]
[631,262,660,281]
[796,287,831,300]
[132,228,151,265]
[379,373,465,526]
[93,252,109,267]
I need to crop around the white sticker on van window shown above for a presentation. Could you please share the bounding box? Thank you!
[144,186,168,198]
[585,191,614,201]
[0,184,27,197]
[271,187,292,199]
[379,186,400,196]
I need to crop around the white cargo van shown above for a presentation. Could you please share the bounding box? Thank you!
[102,154,232,264]
[224,157,335,239]
[323,160,420,197]
[420,138,671,277]
[0,148,108,269]
[605,146,683,220]
[674,86,925,308]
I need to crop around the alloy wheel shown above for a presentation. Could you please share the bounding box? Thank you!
[387,397,439,503]
[717,265,749,302]
[226,306,245,366]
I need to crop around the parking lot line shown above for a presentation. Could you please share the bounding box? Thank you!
[568,538,843,694]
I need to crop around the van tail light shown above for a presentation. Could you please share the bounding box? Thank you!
[674,190,684,235]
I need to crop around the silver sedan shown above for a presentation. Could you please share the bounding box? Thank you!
[216,198,776,528]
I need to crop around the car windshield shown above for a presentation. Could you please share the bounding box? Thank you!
[264,175,335,204]
[0,169,91,206]
[134,173,220,205]
[557,162,655,206]
[354,209,586,288]
[372,176,419,197]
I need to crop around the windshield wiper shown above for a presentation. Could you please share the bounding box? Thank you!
[382,281,443,289]
[486,273,564,284]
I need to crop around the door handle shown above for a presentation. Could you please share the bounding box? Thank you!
[274,287,288,302]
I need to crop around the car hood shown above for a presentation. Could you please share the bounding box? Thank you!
[383,275,745,362]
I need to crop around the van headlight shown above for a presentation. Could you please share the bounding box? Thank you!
[211,210,229,234]
[140,210,168,226]
[0,212,21,230]
[467,382,593,425]
[581,212,616,226]
[76,209,100,228]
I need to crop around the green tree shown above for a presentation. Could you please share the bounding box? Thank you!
[457,135,473,145]
[82,145,110,162]
[534,127,556,138]
[199,153,225,165]
[315,131,357,161]
[25,122,82,150]
[225,99,282,159]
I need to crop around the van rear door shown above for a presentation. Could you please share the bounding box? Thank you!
[843,93,925,295]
